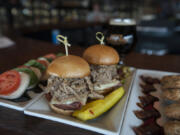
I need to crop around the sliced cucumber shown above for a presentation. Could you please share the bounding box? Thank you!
[46,58,53,63]
[38,57,53,63]
[29,67,42,80]
[0,72,30,99]
[37,57,50,66]
[24,59,46,73]
[15,67,39,89]
[56,52,65,57]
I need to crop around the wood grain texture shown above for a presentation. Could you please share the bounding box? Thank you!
[0,37,180,135]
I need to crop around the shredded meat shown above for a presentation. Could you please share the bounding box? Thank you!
[54,102,82,110]
[90,65,119,85]
[40,75,103,105]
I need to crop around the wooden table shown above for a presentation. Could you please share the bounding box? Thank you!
[0,37,180,135]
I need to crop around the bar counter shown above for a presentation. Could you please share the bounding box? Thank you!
[0,37,180,135]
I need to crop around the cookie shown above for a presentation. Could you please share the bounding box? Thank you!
[163,89,180,102]
[164,121,180,135]
[161,75,180,89]
[165,103,180,120]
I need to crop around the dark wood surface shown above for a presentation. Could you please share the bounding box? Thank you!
[0,37,180,135]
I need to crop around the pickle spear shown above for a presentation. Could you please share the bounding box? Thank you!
[72,87,125,121]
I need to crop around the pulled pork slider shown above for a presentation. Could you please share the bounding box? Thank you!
[41,55,103,115]
[83,44,121,94]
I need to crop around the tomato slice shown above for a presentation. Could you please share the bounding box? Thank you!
[37,60,48,68]
[44,54,56,60]
[0,70,21,95]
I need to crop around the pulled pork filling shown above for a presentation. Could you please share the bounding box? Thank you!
[90,65,120,86]
[40,76,103,105]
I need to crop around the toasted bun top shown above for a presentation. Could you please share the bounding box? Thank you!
[47,55,90,78]
[83,44,120,65]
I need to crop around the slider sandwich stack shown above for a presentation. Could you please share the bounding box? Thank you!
[83,32,122,95]
[40,35,103,115]
[41,33,128,120]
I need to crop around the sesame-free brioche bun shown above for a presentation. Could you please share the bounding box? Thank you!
[83,45,120,65]
[47,55,90,78]
[49,103,73,116]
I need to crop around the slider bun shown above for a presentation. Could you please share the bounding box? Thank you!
[83,44,120,65]
[47,55,90,78]
[50,103,73,116]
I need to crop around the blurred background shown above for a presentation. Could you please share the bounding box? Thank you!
[0,0,180,55]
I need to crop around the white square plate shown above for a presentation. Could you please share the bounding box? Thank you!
[121,69,179,135]
[0,90,44,111]
[24,69,136,135]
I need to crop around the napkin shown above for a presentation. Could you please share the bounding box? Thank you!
[0,37,15,49]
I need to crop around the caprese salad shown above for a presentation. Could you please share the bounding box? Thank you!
[0,53,64,100]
